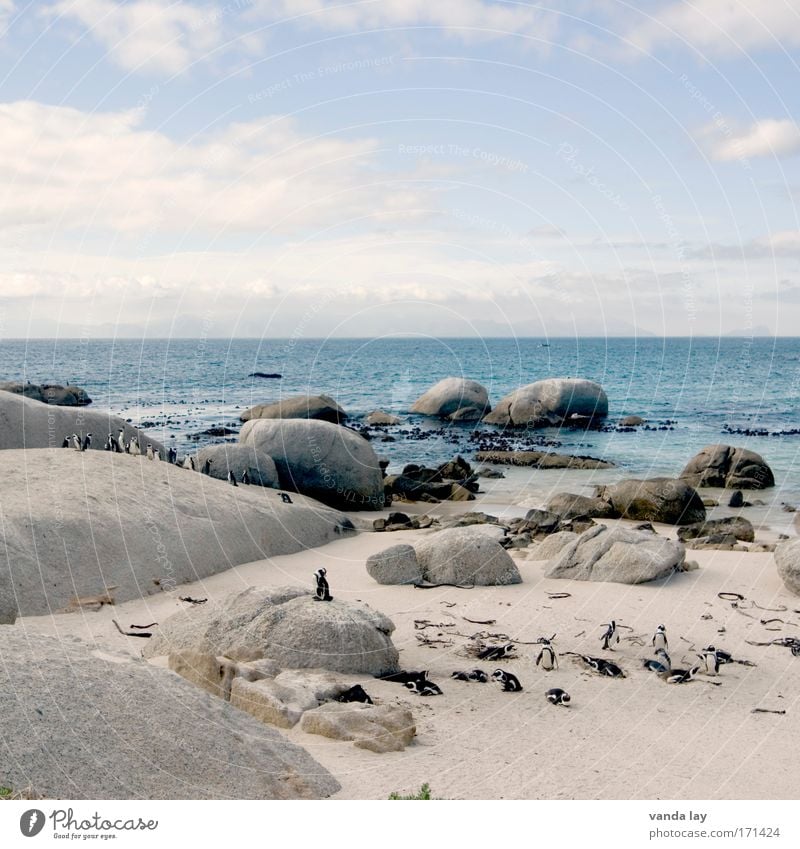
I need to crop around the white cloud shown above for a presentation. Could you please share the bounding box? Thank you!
[706,119,800,161]
[44,0,225,74]
[627,0,800,56]
[0,1,14,37]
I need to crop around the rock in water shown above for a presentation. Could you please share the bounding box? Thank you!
[410,377,491,421]
[366,544,423,585]
[240,393,347,423]
[144,585,400,676]
[595,478,706,525]
[545,524,686,584]
[193,443,279,488]
[775,539,800,595]
[0,450,354,617]
[365,410,401,425]
[482,378,608,427]
[0,629,340,799]
[239,418,385,510]
[0,381,92,406]
[414,527,521,586]
[680,444,775,490]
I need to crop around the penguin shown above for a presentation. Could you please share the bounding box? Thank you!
[643,649,671,675]
[202,458,212,475]
[241,469,250,485]
[704,645,733,666]
[566,653,626,678]
[545,688,571,707]
[451,669,488,683]
[228,470,238,486]
[491,669,523,692]
[652,624,668,653]
[600,620,620,651]
[115,428,126,454]
[81,433,92,451]
[405,679,443,696]
[70,433,81,451]
[697,649,720,676]
[380,670,428,686]
[62,436,70,448]
[477,643,515,661]
[661,665,700,684]
[280,492,293,504]
[313,567,333,601]
[146,444,154,460]
[168,446,177,464]
[104,433,114,451]
[535,636,558,671]
[152,448,160,461]
[182,455,195,470]
[128,437,140,457]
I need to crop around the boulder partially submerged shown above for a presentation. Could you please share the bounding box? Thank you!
[0,381,91,406]
[240,393,347,424]
[0,629,340,799]
[0,450,354,617]
[545,524,686,584]
[681,445,775,490]
[240,418,385,510]
[482,378,608,428]
[144,585,400,676]
[475,450,614,469]
[410,377,491,421]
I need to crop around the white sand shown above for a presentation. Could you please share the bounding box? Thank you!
[17,472,800,800]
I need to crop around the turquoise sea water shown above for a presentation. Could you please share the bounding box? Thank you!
[1,336,798,505]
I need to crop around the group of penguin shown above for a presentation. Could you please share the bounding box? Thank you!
[62,427,177,464]
[385,620,736,709]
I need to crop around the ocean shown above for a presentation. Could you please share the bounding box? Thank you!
[2,336,799,511]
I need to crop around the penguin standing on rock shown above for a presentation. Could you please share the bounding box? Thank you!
[545,688,571,706]
[168,446,177,464]
[202,458,212,475]
[62,436,70,448]
[115,428,126,454]
[535,636,558,671]
[601,620,620,651]
[228,470,238,486]
[70,433,81,451]
[280,492,293,504]
[182,455,195,470]
[241,470,250,485]
[104,433,114,451]
[652,625,668,653]
[146,444,154,460]
[313,568,333,601]
[492,669,523,692]
[81,433,92,451]
[128,437,140,456]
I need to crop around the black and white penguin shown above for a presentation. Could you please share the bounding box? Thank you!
[104,433,114,451]
[704,645,733,666]
[146,444,154,460]
[313,567,333,601]
[62,436,70,448]
[152,447,160,461]
[241,469,250,485]
[280,492,293,504]
[643,649,671,674]
[451,669,488,683]
[70,433,81,451]
[182,455,195,470]
[661,665,700,684]
[128,436,140,456]
[405,679,443,696]
[81,433,92,451]
[601,620,620,651]
[566,653,626,678]
[545,688,571,707]
[168,446,177,464]
[115,428,126,454]
[228,470,238,486]
[380,670,428,686]
[491,669,523,692]
[697,649,720,676]
[652,624,668,653]
[202,458,212,475]
[535,636,558,671]
[478,643,515,661]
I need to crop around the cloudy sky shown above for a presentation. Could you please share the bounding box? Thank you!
[1,0,798,338]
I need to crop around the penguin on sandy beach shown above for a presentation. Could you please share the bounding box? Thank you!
[643,649,671,674]
[566,653,626,678]
[652,624,668,653]
[451,669,488,683]
[545,688,571,706]
[600,620,620,651]
[535,636,558,671]
[661,665,701,684]
[478,643,515,662]
[697,648,720,676]
[405,679,443,696]
[492,669,523,692]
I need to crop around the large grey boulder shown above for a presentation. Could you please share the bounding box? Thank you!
[365,410,401,425]
[240,393,347,424]
[366,544,423,585]
[240,418,385,510]
[0,450,354,617]
[482,378,608,427]
[0,390,162,453]
[410,377,491,421]
[0,629,339,799]
[0,381,91,406]
[547,492,619,520]
[595,478,706,525]
[194,443,279,487]
[545,524,686,584]
[678,516,755,543]
[144,585,400,676]
[300,702,416,753]
[681,444,775,490]
[775,539,800,595]
[414,527,521,586]
[530,531,579,561]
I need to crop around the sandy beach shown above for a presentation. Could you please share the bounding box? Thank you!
[16,464,799,801]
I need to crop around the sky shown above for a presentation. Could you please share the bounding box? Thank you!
[0,0,799,338]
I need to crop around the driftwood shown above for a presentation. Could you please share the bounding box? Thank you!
[112,619,152,638]
[61,586,118,612]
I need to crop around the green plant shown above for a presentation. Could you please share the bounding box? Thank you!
[0,787,13,800]
[388,782,432,800]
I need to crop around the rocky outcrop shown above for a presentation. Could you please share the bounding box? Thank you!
[482,378,608,427]
[384,456,479,504]
[231,677,321,728]
[545,524,686,584]
[144,586,400,676]
[0,390,162,453]
[546,492,619,519]
[595,478,706,525]
[775,539,800,595]
[300,702,416,753]
[530,531,579,560]
[0,450,354,617]
[680,445,775,490]
[475,450,614,469]
[365,410,401,425]
[240,393,348,424]
[619,415,645,427]
[410,377,491,421]
[194,443,279,487]
[414,527,521,586]
[0,630,340,799]
[240,418,385,510]
[0,381,91,406]
[366,544,423,585]
[678,517,755,543]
